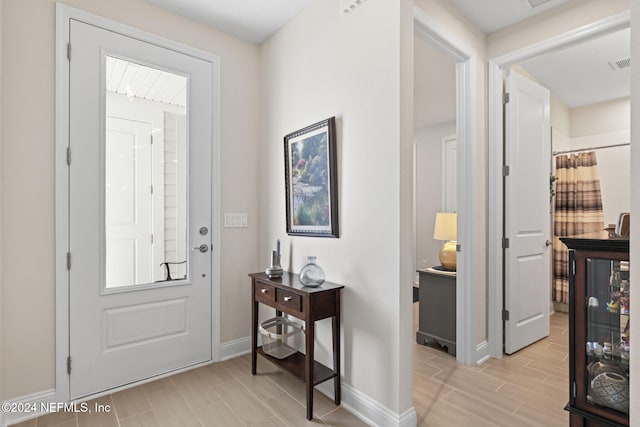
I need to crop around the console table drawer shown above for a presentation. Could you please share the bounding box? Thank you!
[255,283,276,302]
[277,289,302,313]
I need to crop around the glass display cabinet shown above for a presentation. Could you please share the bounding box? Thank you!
[562,236,629,427]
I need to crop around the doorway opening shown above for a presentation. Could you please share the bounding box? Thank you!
[413,6,480,366]
[413,24,457,356]
[488,12,631,357]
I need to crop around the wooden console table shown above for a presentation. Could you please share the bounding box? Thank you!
[249,272,343,420]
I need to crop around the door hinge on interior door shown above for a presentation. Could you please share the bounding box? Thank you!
[67,252,71,270]
[66,147,71,166]
[67,43,71,61]
[502,310,510,321]
[503,92,510,104]
[502,237,510,249]
[67,356,72,374]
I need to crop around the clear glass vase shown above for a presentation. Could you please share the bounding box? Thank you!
[299,256,325,287]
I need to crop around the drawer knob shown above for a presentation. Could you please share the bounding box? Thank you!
[261,289,268,294]
[284,296,292,302]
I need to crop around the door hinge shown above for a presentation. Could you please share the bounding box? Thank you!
[66,252,71,270]
[67,356,72,374]
[67,43,72,61]
[503,92,510,104]
[151,233,154,244]
[456,244,461,252]
[571,258,576,276]
[502,237,510,249]
[502,310,510,321]
[150,135,154,145]
[150,184,154,194]
[66,147,71,166]
[572,381,576,399]
[502,165,510,177]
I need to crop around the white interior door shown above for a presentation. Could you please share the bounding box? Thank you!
[105,117,153,286]
[504,70,551,354]
[69,19,213,399]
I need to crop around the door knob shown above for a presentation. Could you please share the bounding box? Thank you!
[545,240,552,247]
[192,244,209,253]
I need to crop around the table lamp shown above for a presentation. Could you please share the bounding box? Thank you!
[433,212,457,271]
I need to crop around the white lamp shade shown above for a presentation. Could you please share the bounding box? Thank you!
[433,212,457,241]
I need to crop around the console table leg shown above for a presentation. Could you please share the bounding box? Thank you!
[251,297,258,375]
[332,295,341,405]
[305,320,315,420]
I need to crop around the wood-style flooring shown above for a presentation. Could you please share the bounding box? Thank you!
[413,303,570,427]
[11,305,569,427]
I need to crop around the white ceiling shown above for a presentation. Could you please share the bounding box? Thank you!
[143,0,630,111]
[144,0,313,44]
[451,0,571,34]
[520,28,631,108]
[447,0,630,108]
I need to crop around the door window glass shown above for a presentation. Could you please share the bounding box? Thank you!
[105,56,188,287]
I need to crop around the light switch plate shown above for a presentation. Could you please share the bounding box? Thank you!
[224,213,248,228]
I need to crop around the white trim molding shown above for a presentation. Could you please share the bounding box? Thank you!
[55,3,222,402]
[487,11,631,358]
[220,337,252,361]
[413,6,480,366]
[317,381,417,427]
[1,389,57,427]
[475,340,490,365]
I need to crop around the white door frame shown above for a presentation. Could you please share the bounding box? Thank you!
[414,7,481,365]
[487,11,630,358]
[55,3,221,402]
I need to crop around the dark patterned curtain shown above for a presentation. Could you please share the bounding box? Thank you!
[553,151,604,303]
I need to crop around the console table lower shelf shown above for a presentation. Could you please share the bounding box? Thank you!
[256,347,336,385]
[249,272,344,420]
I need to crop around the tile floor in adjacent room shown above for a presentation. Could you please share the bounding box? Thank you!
[11,305,569,427]
[412,303,570,427]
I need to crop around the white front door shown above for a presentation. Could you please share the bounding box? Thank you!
[68,19,214,399]
[504,70,551,354]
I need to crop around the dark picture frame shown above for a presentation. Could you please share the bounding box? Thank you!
[284,117,339,238]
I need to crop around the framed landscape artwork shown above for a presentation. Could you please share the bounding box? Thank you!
[284,117,339,238]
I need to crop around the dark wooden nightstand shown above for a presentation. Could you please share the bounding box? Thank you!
[416,267,456,355]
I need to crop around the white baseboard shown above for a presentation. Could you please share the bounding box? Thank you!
[1,345,416,427]
[221,335,419,426]
[317,381,417,427]
[475,340,490,365]
[220,336,251,361]
[2,388,57,427]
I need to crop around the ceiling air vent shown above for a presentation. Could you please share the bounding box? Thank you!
[609,57,631,71]
[342,0,367,13]
[525,0,554,8]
